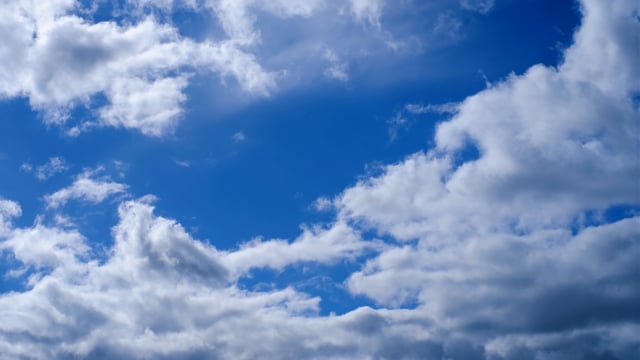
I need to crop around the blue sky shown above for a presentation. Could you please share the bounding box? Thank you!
[0,0,639,359]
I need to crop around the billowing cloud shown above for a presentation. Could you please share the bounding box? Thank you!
[0,0,294,136]
[333,0,640,356]
[0,0,405,137]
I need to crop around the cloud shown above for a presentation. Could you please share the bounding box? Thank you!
[386,111,409,142]
[0,1,276,136]
[404,102,459,115]
[0,199,21,234]
[433,12,464,40]
[459,0,495,14]
[232,131,246,143]
[44,168,128,208]
[0,197,377,359]
[331,0,640,356]
[0,0,432,137]
[222,221,372,278]
[323,49,349,82]
[20,157,69,180]
[348,0,385,27]
[0,0,638,358]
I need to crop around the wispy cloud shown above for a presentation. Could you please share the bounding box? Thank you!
[232,131,247,143]
[20,157,69,180]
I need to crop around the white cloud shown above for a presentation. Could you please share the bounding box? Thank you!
[21,157,69,180]
[329,0,640,355]
[338,0,640,242]
[0,198,386,359]
[312,196,333,211]
[45,168,128,208]
[0,199,21,235]
[386,112,409,142]
[222,221,372,278]
[323,49,349,82]
[348,0,385,27]
[0,1,276,136]
[174,159,192,168]
[405,102,459,115]
[433,12,464,40]
[231,131,246,142]
[0,0,451,137]
[459,0,495,14]
[0,194,635,358]
[97,76,189,136]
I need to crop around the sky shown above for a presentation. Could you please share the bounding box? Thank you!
[0,0,638,359]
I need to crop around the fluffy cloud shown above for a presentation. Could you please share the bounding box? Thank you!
[332,0,640,356]
[44,168,128,208]
[0,0,407,137]
[0,199,21,234]
[0,197,372,359]
[0,1,280,136]
[222,221,372,278]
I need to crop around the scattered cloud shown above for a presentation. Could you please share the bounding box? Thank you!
[404,102,459,115]
[44,168,128,208]
[348,0,385,27]
[323,49,349,82]
[386,112,409,142]
[0,1,279,136]
[459,0,496,14]
[387,102,458,142]
[0,0,414,137]
[20,157,69,180]
[174,159,192,168]
[433,12,464,40]
[0,0,638,358]
[312,196,333,212]
[232,131,246,143]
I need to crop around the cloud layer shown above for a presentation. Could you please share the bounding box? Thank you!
[0,0,639,359]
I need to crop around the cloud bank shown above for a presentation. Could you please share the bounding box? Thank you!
[0,0,639,359]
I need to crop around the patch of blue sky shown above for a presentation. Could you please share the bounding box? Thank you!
[237,260,380,316]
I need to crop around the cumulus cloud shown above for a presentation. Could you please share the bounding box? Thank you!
[331,0,640,356]
[0,0,412,136]
[0,198,380,359]
[0,199,21,235]
[0,0,278,136]
[45,168,128,208]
